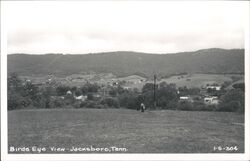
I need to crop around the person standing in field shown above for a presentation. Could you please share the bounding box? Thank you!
[140,103,145,112]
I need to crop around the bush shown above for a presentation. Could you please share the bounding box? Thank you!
[217,101,242,112]
[79,101,98,108]
[118,92,141,109]
[178,86,200,96]
[177,101,193,111]
[232,83,244,91]
[142,82,178,109]
[64,94,75,105]
[192,101,207,111]
[8,94,31,110]
[218,89,244,113]
[177,100,215,111]
[167,100,178,110]
[109,87,118,97]
[50,98,65,108]
[160,100,178,110]
[56,85,70,96]
[8,73,40,110]
[76,100,108,109]
[87,93,94,100]
[101,97,119,108]
[75,89,82,96]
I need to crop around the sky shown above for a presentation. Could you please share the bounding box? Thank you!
[4,1,249,54]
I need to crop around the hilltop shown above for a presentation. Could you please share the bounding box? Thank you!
[8,48,244,78]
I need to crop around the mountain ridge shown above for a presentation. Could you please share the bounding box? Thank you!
[8,48,244,78]
[8,48,243,56]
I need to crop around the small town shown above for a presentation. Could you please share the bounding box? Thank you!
[8,72,244,112]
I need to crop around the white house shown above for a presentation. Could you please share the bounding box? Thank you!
[74,95,87,101]
[180,96,189,100]
[206,85,221,91]
[204,96,219,105]
[179,96,194,103]
[66,90,72,95]
[123,86,132,90]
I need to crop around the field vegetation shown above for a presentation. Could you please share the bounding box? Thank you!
[8,108,244,153]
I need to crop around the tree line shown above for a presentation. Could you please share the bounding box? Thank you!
[8,73,244,113]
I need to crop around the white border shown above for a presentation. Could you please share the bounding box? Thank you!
[1,0,9,159]
[244,1,250,160]
[1,1,250,161]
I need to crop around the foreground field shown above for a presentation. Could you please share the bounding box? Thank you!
[8,109,244,153]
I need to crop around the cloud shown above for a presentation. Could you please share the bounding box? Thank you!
[5,1,247,54]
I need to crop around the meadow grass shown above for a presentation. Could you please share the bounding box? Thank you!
[8,108,244,153]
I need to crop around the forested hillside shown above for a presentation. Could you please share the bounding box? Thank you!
[8,48,244,78]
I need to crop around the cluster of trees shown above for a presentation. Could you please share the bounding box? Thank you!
[8,73,48,110]
[56,83,100,97]
[219,88,244,112]
[8,73,245,113]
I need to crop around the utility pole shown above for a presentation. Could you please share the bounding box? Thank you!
[153,74,157,108]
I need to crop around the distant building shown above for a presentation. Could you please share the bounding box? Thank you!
[206,85,221,91]
[180,96,189,100]
[25,79,31,83]
[179,96,194,103]
[123,86,132,90]
[204,96,219,105]
[74,95,87,101]
[66,90,72,95]
[93,94,101,98]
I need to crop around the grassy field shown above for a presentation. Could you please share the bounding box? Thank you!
[21,73,243,91]
[161,74,231,87]
[8,109,244,153]
[122,73,243,90]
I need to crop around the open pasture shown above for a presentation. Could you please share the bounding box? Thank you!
[160,74,235,88]
[120,74,243,90]
[8,109,244,153]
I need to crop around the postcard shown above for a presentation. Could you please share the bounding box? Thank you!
[1,1,250,161]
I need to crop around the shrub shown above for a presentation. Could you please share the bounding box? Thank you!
[75,89,82,96]
[142,82,178,109]
[217,101,242,112]
[95,104,107,109]
[79,101,99,108]
[167,100,178,110]
[160,100,178,110]
[232,83,244,91]
[109,87,118,97]
[86,101,98,108]
[87,93,94,100]
[101,97,119,108]
[56,85,70,96]
[177,101,193,111]
[192,101,207,111]
[118,92,140,109]
[218,89,244,113]
[79,101,87,108]
[50,98,65,108]
[8,94,30,110]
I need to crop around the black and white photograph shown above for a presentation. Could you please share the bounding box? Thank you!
[1,0,250,161]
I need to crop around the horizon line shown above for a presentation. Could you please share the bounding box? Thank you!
[7,47,245,56]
